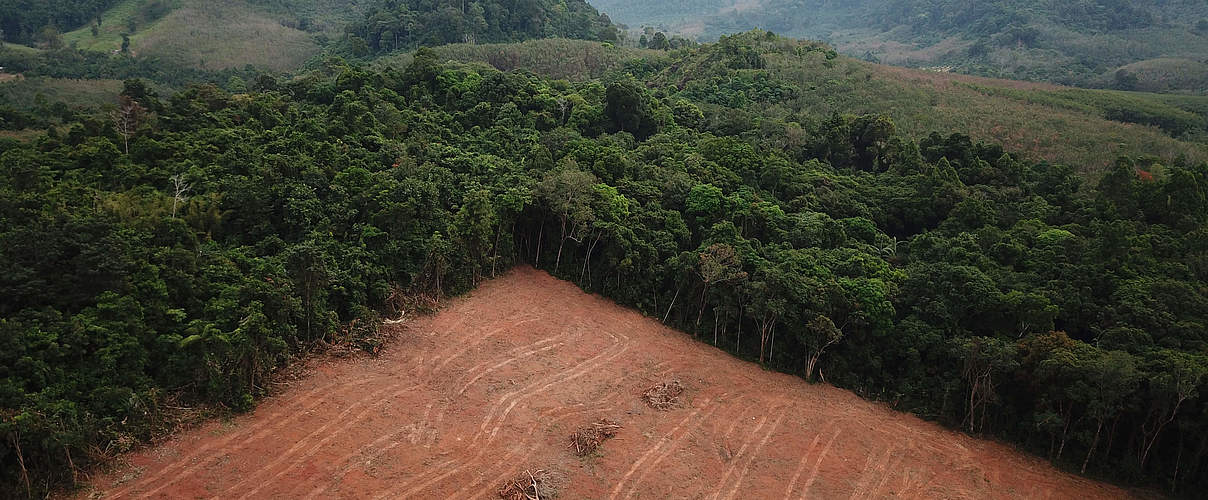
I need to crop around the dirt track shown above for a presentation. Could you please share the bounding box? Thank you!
[90,267,1132,499]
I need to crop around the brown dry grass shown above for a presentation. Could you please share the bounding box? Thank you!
[133,0,319,71]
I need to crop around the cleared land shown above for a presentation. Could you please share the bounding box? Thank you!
[89,267,1131,499]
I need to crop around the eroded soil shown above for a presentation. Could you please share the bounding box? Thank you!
[89,267,1132,499]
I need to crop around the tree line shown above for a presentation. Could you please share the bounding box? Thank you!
[1,38,1207,497]
[342,0,618,56]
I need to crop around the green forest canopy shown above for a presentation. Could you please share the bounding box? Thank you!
[1,32,1208,496]
[343,0,619,54]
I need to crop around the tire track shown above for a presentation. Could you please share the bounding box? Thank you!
[783,428,825,498]
[707,409,773,500]
[430,316,540,375]
[377,327,631,498]
[865,447,907,499]
[847,445,896,500]
[608,395,719,500]
[296,399,436,498]
[209,380,406,499]
[449,359,676,500]
[620,397,734,500]
[234,383,424,499]
[718,405,789,500]
[797,427,842,499]
[456,341,565,396]
[472,327,628,446]
[401,337,633,497]
[485,339,632,444]
[114,376,376,499]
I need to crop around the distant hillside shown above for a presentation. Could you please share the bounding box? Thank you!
[343,0,619,55]
[414,35,1208,173]
[0,0,122,44]
[52,0,369,71]
[589,0,1208,92]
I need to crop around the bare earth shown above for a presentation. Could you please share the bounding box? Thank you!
[90,267,1132,499]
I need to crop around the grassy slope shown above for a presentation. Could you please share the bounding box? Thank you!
[0,77,124,108]
[590,0,1208,93]
[59,0,365,72]
[420,38,1206,173]
[759,45,1208,172]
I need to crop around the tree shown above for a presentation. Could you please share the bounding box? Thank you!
[694,243,745,328]
[169,173,190,218]
[800,315,843,381]
[285,240,330,343]
[111,95,144,154]
[604,77,657,140]
[1138,351,1206,470]
[536,166,597,272]
[650,31,669,50]
[956,337,1018,434]
[450,189,498,285]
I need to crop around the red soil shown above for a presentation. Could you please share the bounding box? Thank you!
[89,267,1133,499]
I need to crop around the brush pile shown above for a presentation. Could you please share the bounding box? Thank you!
[498,469,558,500]
[642,379,684,410]
[569,419,622,456]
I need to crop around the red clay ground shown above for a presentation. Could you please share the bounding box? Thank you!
[88,267,1133,499]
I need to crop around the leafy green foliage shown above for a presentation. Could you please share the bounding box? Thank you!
[2,33,1208,499]
[344,0,617,55]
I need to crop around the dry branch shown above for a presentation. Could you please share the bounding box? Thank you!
[568,419,622,456]
[642,380,684,410]
[498,469,558,500]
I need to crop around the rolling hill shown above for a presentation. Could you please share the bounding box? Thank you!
[54,0,363,71]
[401,36,1208,173]
[588,0,1208,92]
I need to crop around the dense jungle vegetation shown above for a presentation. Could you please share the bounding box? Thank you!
[343,0,618,54]
[1,30,1207,496]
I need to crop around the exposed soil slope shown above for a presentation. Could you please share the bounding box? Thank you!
[89,267,1132,499]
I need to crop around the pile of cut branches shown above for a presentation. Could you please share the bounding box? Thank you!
[569,418,622,456]
[642,380,684,410]
[498,469,558,500]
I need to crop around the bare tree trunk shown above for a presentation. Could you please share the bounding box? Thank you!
[1082,420,1103,473]
[769,327,775,365]
[491,221,502,277]
[580,231,601,286]
[65,445,77,485]
[1141,397,1185,470]
[1172,429,1184,491]
[535,219,544,265]
[12,432,30,497]
[555,236,566,272]
[662,284,681,324]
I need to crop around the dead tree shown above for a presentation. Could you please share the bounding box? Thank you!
[111,95,144,155]
[170,173,191,217]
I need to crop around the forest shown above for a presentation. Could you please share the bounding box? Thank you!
[1,30,1207,496]
[343,0,618,54]
[0,0,121,44]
